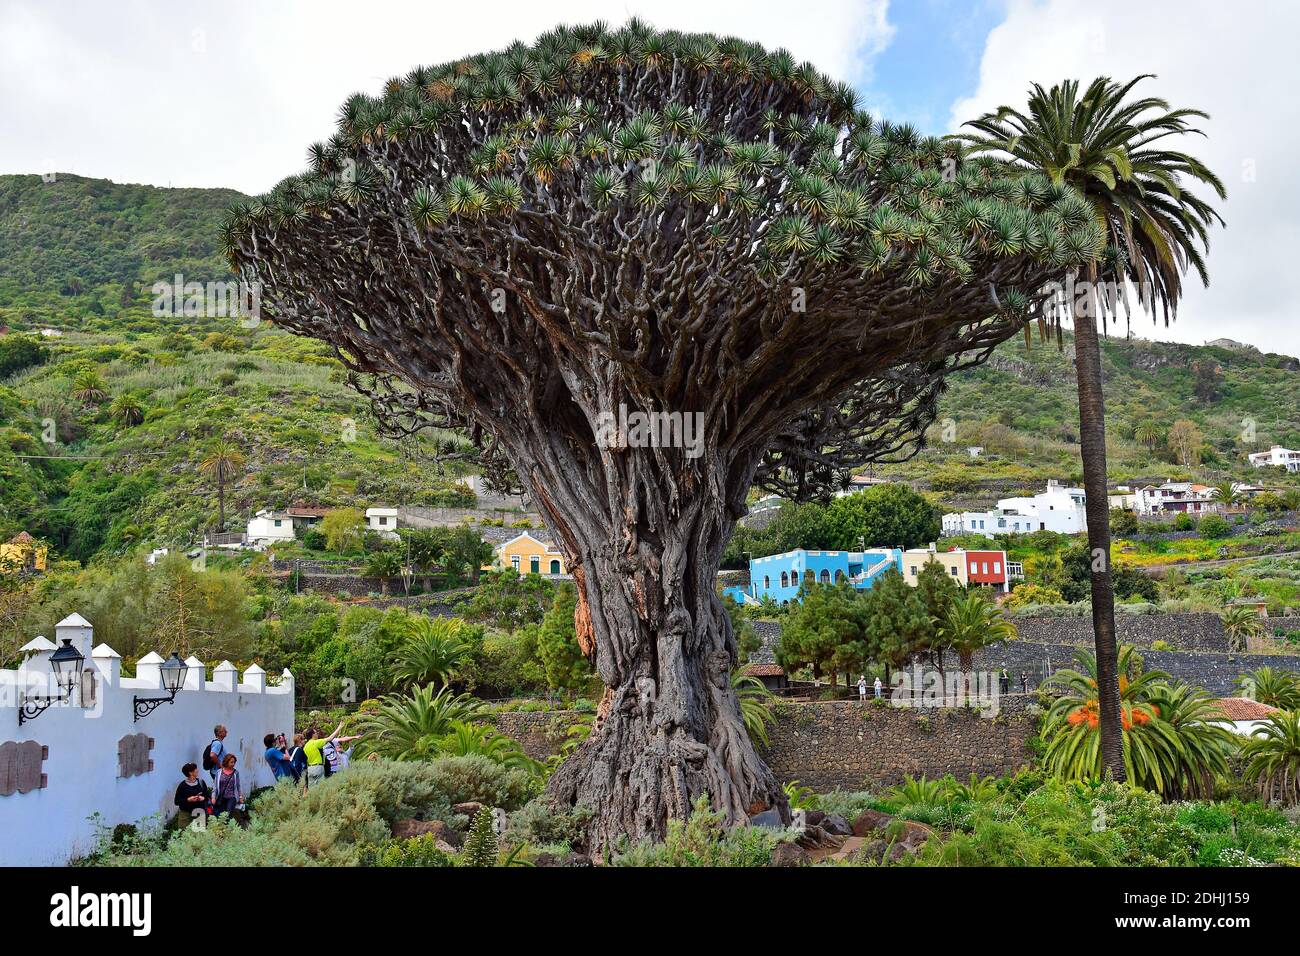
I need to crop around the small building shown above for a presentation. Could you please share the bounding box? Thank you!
[365,507,400,540]
[246,509,297,547]
[0,532,47,573]
[1226,597,1269,619]
[1210,697,1279,736]
[1248,445,1300,473]
[902,545,1012,593]
[942,480,1087,536]
[741,662,788,693]
[285,507,327,530]
[495,532,565,575]
[743,548,902,605]
[1109,481,1220,516]
[832,475,888,498]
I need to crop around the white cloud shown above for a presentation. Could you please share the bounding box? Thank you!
[0,0,891,194]
[949,0,1300,358]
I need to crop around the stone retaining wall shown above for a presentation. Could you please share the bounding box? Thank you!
[493,698,1037,792]
[1009,612,1229,652]
[971,641,1300,696]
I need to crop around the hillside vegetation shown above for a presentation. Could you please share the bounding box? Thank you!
[2,173,1300,564]
[0,174,472,560]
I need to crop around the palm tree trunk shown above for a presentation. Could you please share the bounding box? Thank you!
[216,474,226,532]
[1072,299,1126,782]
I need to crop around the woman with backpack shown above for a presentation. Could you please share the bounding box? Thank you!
[213,753,244,818]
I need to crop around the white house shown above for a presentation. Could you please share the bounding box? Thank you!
[942,480,1087,536]
[1248,445,1300,473]
[0,613,293,865]
[833,475,888,498]
[366,507,400,539]
[246,508,297,547]
[1112,481,1219,516]
[1210,697,1279,736]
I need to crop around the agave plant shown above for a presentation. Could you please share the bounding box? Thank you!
[352,685,483,761]
[1242,710,1300,805]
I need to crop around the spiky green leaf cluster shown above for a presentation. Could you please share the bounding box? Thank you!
[225,19,1102,311]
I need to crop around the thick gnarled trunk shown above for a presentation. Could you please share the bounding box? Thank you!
[538,450,788,851]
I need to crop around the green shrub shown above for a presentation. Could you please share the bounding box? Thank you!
[505,798,592,850]
[429,754,539,811]
[358,833,456,867]
[1199,513,1230,539]
[613,796,785,867]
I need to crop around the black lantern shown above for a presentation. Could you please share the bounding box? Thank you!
[18,639,84,726]
[133,652,190,722]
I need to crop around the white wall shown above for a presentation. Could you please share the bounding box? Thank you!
[0,615,293,866]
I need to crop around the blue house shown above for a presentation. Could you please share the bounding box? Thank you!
[726,548,903,606]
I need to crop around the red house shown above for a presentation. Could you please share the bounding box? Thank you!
[962,549,1010,593]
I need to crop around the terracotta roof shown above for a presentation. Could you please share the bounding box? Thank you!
[286,507,326,517]
[743,663,785,678]
[1212,698,1279,721]
[7,531,35,544]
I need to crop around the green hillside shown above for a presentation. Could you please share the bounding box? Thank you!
[0,175,472,560]
[2,173,1299,564]
[879,329,1300,504]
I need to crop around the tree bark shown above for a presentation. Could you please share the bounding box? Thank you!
[1072,296,1126,782]
[541,450,788,852]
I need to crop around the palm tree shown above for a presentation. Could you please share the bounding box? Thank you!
[1209,481,1238,509]
[1044,648,1236,796]
[351,684,483,761]
[1221,605,1266,652]
[731,668,777,748]
[1242,711,1300,805]
[956,76,1226,781]
[391,616,476,688]
[364,550,403,596]
[197,438,246,532]
[108,394,145,428]
[1142,681,1238,799]
[1133,420,1164,450]
[936,592,1018,673]
[70,368,107,406]
[435,720,544,776]
[1237,667,1300,710]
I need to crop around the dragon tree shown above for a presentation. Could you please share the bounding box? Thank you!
[224,20,1102,849]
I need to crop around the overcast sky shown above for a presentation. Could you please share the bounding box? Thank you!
[2,0,1297,356]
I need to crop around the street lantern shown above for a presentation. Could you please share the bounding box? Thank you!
[18,639,84,726]
[133,652,190,722]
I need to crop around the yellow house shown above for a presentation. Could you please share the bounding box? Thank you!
[0,532,48,573]
[492,532,566,576]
